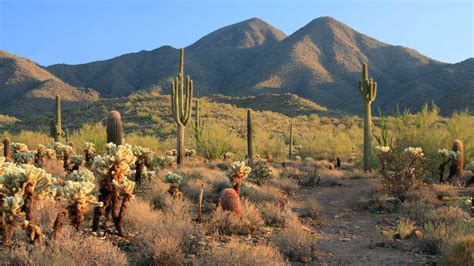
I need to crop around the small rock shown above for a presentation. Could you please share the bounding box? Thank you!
[339,237,351,242]
[413,230,423,238]
[300,255,311,263]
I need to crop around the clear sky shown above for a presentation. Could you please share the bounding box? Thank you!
[0,0,472,66]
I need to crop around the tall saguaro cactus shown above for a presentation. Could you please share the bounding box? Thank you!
[51,95,64,143]
[247,109,253,161]
[288,122,293,160]
[358,63,377,171]
[192,99,205,145]
[107,111,124,145]
[171,48,193,165]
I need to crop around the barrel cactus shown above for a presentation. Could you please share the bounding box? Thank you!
[106,111,124,146]
[218,161,251,216]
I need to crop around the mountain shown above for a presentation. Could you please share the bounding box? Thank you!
[0,51,99,116]
[1,17,472,118]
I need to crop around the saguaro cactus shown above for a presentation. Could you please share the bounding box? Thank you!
[358,64,377,171]
[106,111,124,145]
[247,109,253,161]
[192,99,205,145]
[171,48,193,165]
[3,137,11,161]
[51,95,64,143]
[288,122,293,160]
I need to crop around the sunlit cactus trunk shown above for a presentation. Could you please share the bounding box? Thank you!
[3,137,11,162]
[107,111,124,145]
[288,122,293,160]
[247,109,253,161]
[358,64,377,171]
[171,48,193,165]
[51,95,64,143]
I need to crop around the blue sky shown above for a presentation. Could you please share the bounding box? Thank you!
[0,0,472,66]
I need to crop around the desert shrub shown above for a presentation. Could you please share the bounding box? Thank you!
[69,123,107,152]
[0,227,128,265]
[375,146,429,202]
[125,199,200,265]
[247,160,273,185]
[125,133,162,152]
[195,122,233,160]
[272,218,314,261]
[209,199,263,235]
[197,240,286,265]
[259,201,298,227]
[446,235,474,265]
[303,197,321,218]
[270,177,300,194]
[420,221,470,255]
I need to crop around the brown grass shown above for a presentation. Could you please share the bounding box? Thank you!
[272,217,314,261]
[197,240,287,265]
[209,199,264,235]
[258,201,299,227]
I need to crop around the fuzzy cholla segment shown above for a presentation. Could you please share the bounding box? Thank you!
[163,172,183,185]
[0,163,56,199]
[375,146,391,155]
[53,169,102,207]
[92,143,137,180]
[438,148,461,161]
[226,161,251,184]
[84,142,96,154]
[404,147,424,158]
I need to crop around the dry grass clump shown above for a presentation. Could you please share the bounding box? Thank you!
[124,198,201,265]
[425,206,470,224]
[446,235,474,265]
[209,199,264,235]
[404,186,440,205]
[241,183,286,203]
[137,178,174,210]
[272,217,314,261]
[43,159,67,178]
[397,218,416,239]
[197,240,286,265]
[0,228,128,265]
[431,183,458,199]
[258,201,299,227]
[269,177,300,194]
[402,201,437,224]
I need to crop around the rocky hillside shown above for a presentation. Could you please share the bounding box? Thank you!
[0,51,99,116]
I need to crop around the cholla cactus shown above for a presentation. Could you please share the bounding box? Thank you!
[184,149,196,157]
[53,169,102,233]
[163,172,183,199]
[466,162,474,171]
[68,155,83,173]
[156,155,174,168]
[14,150,36,165]
[226,161,251,184]
[0,163,56,245]
[375,146,391,155]
[404,147,424,158]
[132,146,154,187]
[84,142,96,165]
[10,142,28,154]
[91,144,136,236]
[163,172,183,185]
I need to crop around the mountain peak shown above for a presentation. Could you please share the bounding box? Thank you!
[189,17,286,51]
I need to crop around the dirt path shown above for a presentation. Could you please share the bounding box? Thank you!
[291,177,437,265]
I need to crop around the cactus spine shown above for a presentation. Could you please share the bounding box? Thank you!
[247,109,253,161]
[3,137,10,161]
[289,122,293,160]
[106,111,124,145]
[51,95,64,143]
[171,48,193,165]
[358,64,377,171]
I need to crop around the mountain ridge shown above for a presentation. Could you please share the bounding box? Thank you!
[1,16,472,118]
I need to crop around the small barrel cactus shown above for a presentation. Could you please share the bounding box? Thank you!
[451,140,464,177]
[3,138,11,162]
